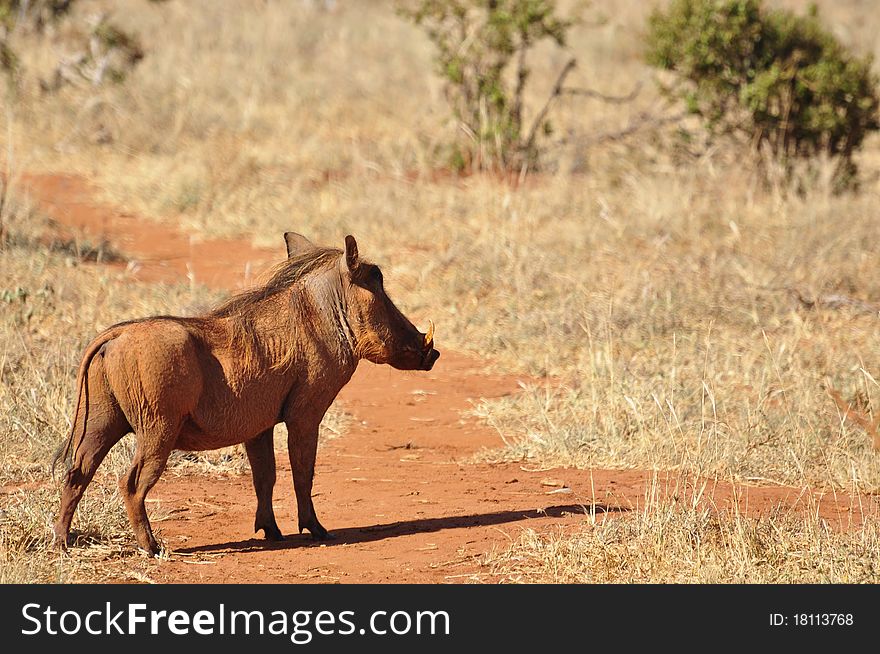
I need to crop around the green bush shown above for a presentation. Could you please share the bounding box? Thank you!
[0,0,73,33]
[400,0,572,173]
[646,0,880,181]
[0,0,145,88]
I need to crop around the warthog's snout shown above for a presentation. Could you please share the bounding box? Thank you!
[422,347,440,371]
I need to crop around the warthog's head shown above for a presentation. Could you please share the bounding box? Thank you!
[285,232,440,371]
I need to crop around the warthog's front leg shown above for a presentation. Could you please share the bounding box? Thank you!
[286,419,330,540]
[244,428,283,541]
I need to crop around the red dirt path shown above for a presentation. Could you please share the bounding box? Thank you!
[20,173,879,583]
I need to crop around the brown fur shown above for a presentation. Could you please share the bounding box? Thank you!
[53,234,440,554]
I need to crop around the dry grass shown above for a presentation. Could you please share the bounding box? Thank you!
[2,0,880,581]
[0,486,134,583]
[482,473,880,583]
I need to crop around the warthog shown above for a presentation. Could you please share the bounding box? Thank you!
[53,233,440,555]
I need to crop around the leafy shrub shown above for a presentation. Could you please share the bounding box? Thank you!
[646,0,880,181]
[0,0,145,88]
[0,0,74,32]
[400,0,574,173]
[0,0,74,70]
[45,13,145,89]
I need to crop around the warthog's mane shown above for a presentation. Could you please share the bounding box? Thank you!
[211,246,343,319]
[200,245,347,371]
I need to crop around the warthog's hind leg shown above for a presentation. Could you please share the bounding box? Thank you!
[245,428,283,541]
[121,432,175,556]
[53,364,130,551]
[287,421,331,540]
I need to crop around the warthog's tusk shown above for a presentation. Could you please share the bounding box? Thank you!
[424,320,434,349]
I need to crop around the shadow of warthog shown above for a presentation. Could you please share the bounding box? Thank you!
[53,233,440,555]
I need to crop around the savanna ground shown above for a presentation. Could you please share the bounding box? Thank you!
[1,0,880,583]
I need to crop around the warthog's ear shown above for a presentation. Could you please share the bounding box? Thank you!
[284,232,315,258]
[344,234,359,271]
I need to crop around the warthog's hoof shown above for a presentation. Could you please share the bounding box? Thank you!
[300,522,332,541]
[311,530,335,541]
[137,538,163,558]
[255,515,284,541]
[51,530,71,554]
[261,525,285,541]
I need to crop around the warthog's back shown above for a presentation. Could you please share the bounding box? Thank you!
[101,317,298,449]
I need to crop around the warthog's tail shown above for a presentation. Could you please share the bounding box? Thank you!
[52,325,129,476]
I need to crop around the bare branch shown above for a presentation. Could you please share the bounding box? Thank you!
[736,281,880,317]
[562,80,643,104]
[510,37,529,134]
[522,57,577,153]
[570,108,688,149]
[790,289,880,315]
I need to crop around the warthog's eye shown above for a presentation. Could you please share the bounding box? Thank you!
[353,263,383,290]
[354,264,383,290]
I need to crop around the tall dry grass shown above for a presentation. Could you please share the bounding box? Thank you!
[482,473,880,583]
